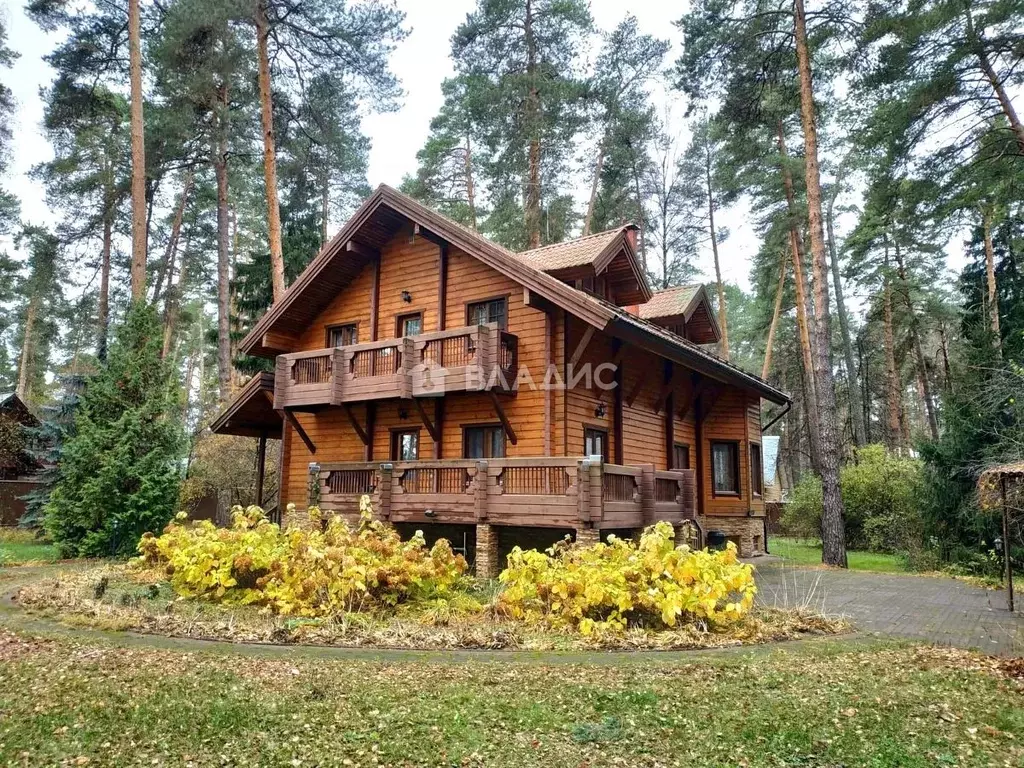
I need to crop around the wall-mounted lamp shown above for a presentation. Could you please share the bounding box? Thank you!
[401,290,412,303]
[594,403,606,418]
[398,408,409,420]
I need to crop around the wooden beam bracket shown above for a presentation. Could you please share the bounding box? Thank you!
[487,391,518,445]
[413,398,441,443]
[343,404,370,446]
[279,409,316,454]
[413,223,448,248]
[569,326,596,368]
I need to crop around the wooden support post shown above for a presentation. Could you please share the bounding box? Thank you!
[664,362,675,469]
[577,459,591,523]
[414,397,440,443]
[280,410,316,454]
[588,459,603,528]
[475,522,499,577]
[694,393,705,518]
[365,402,376,462]
[1002,476,1015,613]
[640,463,656,525]
[434,398,444,459]
[370,254,381,341]
[437,244,448,332]
[378,463,393,520]
[613,340,623,465]
[653,365,677,415]
[255,431,267,507]
[474,460,489,521]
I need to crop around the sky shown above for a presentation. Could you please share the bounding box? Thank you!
[1,0,964,302]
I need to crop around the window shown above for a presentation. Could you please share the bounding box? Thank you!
[467,297,507,330]
[673,443,690,470]
[390,429,419,461]
[326,323,358,347]
[711,441,739,496]
[750,443,763,496]
[463,425,506,459]
[397,312,423,337]
[584,427,608,462]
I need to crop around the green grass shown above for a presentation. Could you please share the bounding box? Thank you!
[771,536,909,573]
[0,528,59,565]
[0,629,1020,767]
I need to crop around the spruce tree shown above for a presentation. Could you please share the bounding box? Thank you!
[44,304,183,557]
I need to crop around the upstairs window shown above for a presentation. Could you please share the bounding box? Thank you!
[467,297,507,330]
[711,441,739,496]
[327,323,358,347]
[584,427,608,463]
[390,429,419,461]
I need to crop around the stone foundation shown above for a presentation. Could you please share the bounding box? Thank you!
[702,516,766,557]
[475,523,499,578]
[575,527,600,546]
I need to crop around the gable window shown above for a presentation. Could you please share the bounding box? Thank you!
[584,427,608,463]
[326,323,358,347]
[463,425,506,459]
[390,429,420,461]
[750,443,763,496]
[673,443,690,470]
[397,312,423,337]
[711,441,739,496]
[467,297,507,330]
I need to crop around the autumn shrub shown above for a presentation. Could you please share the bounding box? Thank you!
[496,522,756,635]
[137,499,470,617]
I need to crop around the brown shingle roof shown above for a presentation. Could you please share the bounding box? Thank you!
[516,227,629,271]
[638,285,702,319]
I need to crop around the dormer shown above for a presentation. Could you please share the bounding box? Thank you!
[636,284,721,345]
[514,225,651,306]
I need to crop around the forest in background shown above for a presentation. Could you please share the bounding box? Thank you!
[0,0,1021,567]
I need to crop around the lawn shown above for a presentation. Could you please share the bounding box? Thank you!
[0,628,1020,767]
[0,528,58,565]
[771,536,909,573]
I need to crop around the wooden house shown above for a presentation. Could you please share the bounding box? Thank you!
[211,185,790,574]
[0,392,43,526]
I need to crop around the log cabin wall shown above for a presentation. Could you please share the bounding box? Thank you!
[280,225,565,513]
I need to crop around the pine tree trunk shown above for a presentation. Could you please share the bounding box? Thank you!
[705,138,729,360]
[152,170,193,306]
[16,299,38,400]
[893,240,940,441]
[464,133,478,231]
[883,253,902,452]
[826,192,865,445]
[97,178,114,362]
[965,6,1024,153]
[162,213,195,359]
[524,0,542,249]
[214,88,232,403]
[762,252,787,379]
[982,208,1002,350]
[320,170,329,247]
[859,335,872,443]
[255,0,285,302]
[583,132,607,236]
[128,0,147,302]
[938,323,953,394]
[794,0,846,567]
[776,122,822,472]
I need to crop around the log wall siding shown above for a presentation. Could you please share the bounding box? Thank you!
[281,229,561,513]
[700,388,758,517]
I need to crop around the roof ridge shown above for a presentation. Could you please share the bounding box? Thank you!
[517,226,626,255]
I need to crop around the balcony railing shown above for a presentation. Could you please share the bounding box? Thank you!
[310,458,697,533]
[274,324,517,410]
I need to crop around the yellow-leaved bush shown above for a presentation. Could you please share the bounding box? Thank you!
[136,498,469,617]
[496,522,756,635]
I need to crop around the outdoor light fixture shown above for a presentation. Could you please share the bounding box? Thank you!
[398,408,409,420]
[594,403,606,418]
[424,509,436,518]
[401,290,412,303]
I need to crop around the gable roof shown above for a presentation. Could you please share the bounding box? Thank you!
[239,184,789,405]
[209,373,282,438]
[0,392,39,427]
[639,285,701,320]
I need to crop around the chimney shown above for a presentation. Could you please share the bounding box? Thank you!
[624,304,640,316]
[624,225,638,250]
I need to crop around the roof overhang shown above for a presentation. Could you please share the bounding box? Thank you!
[210,373,283,437]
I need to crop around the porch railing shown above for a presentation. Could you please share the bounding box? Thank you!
[312,458,696,532]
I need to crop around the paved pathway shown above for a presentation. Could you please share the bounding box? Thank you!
[752,560,1024,656]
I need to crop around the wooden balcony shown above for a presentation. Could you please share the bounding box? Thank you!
[309,457,697,534]
[274,325,517,410]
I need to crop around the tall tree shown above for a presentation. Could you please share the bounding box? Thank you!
[128,0,147,301]
[452,0,592,249]
[13,227,65,403]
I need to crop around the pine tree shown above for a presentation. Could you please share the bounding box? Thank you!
[44,304,183,558]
